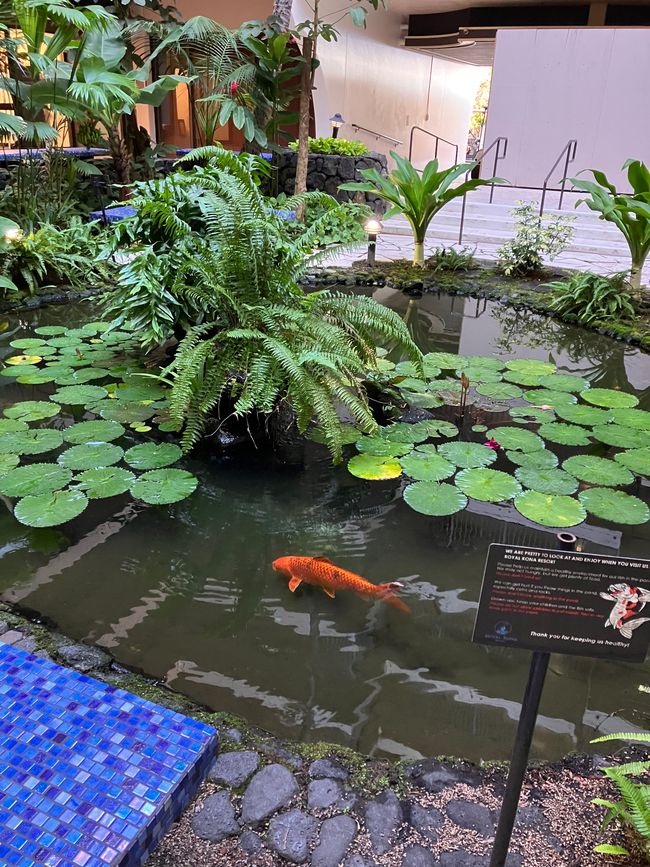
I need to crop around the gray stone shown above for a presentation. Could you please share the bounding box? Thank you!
[309,759,349,781]
[409,803,444,842]
[190,792,239,843]
[225,727,243,744]
[0,630,24,645]
[445,800,493,835]
[308,778,343,811]
[209,750,259,787]
[345,856,377,867]
[364,790,403,855]
[312,815,358,867]
[418,768,459,794]
[240,830,263,854]
[0,620,9,635]
[14,637,38,652]
[401,844,437,867]
[241,763,299,824]
[267,809,318,863]
[57,642,111,672]
[439,855,520,867]
[338,157,355,180]
[258,742,303,769]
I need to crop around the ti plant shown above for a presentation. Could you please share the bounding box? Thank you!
[571,160,650,292]
[591,731,650,860]
[341,152,504,266]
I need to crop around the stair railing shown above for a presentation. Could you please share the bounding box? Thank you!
[458,136,508,244]
[539,139,577,216]
[408,126,459,165]
[350,124,403,147]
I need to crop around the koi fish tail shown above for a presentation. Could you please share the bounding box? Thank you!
[376,582,411,615]
[619,617,650,639]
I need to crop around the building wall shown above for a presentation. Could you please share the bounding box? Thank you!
[483,28,650,189]
[174,0,272,29]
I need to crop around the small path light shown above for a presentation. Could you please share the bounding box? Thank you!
[364,217,383,267]
[330,113,345,139]
[3,226,22,242]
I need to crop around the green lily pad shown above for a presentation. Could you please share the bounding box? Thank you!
[130,469,198,505]
[0,420,28,433]
[34,326,67,336]
[54,368,112,385]
[610,408,650,431]
[1,365,40,378]
[355,437,411,457]
[514,491,586,528]
[455,468,522,503]
[46,336,83,348]
[400,452,455,482]
[554,404,613,426]
[57,443,124,471]
[10,338,47,349]
[124,443,182,471]
[438,441,498,469]
[75,467,136,499]
[509,407,556,424]
[506,449,559,469]
[116,382,168,402]
[402,391,444,409]
[580,388,639,409]
[4,401,61,422]
[591,425,650,449]
[375,358,395,372]
[514,467,579,496]
[503,371,543,387]
[464,356,504,370]
[16,370,57,385]
[0,430,63,455]
[347,454,402,480]
[409,420,459,440]
[562,455,634,487]
[381,423,429,444]
[537,423,592,446]
[0,464,72,497]
[43,364,74,378]
[614,448,650,478]
[423,352,467,369]
[506,359,556,376]
[63,420,126,445]
[96,402,156,423]
[429,379,461,394]
[397,377,429,392]
[85,321,112,333]
[579,488,650,525]
[476,382,523,400]
[403,481,467,516]
[472,425,488,433]
[538,373,590,393]
[486,426,544,452]
[52,385,108,405]
[14,489,88,527]
[0,454,19,477]
[456,366,502,383]
[523,389,577,407]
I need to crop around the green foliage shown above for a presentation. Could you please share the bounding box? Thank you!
[497,202,575,276]
[289,137,370,157]
[427,246,475,273]
[269,194,370,247]
[341,152,503,266]
[547,271,636,325]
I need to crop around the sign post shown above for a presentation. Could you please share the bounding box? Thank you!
[472,536,650,867]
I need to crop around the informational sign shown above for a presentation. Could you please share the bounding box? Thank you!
[473,544,650,662]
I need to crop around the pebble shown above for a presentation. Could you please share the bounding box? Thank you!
[241,763,299,824]
[0,630,25,645]
[445,800,494,835]
[401,844,437,867]
[364,790,403,855]
[266,809,318,863]
[56,642,111,672]
[14,637,38,652]
[311,815,358,867]
[209,750,259,787]
[0,620,9,635]
[345,856,377,867]
[309,758,349,781]
[308,778,343,811]
[409,802,444,842]
[239,830,263,854]
[190,792,239,843]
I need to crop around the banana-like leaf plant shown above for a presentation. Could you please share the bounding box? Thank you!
[571,160,650,291]
[341,151,505,266]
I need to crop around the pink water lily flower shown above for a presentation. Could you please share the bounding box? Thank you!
[484,437,500,451]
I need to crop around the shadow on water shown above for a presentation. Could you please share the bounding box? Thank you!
[0,296,649,762]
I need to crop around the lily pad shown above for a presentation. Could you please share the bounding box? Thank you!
[0,430,63,455]
[54,368,112,385]
[16,370,56,385]
[97,402,156,423]
[472,425,488,433]
[355,437,411,457]
[400,452,455,482]
[0,464,72,498]
[423,352,467,369]
[614,448,650,478]
[554,404,613,426]
[506,449,559,469]
[537,423,592,446]
[514,491,586,528]
[403,481,467,516]
[14,489,88,527]
[438,441,498,469]
[397,377,429,393]
[46,336,83,348]
[5,354,43,365]
[455,468,522,503]
[124,443,182,471]
[610,408,650,431]
[34,326,67,336]
[0,365,39,378]
[57,443,124,471]
[523,389,577,406]
[0,420,28,433]
[580,388,639,409]
[130,469,198,504]
[63,420,126,445]
[562,455,634,487]
[381,423,428,444]
[116,382,168,402]
[476,382,523,400]
[402,391,444,409]
[0,454,19,475]
[509,406,555,424]
[456,366,502,383]
[347,454,402,480]
[409,420,459,440]
[75,467,136,499]
[591,425,650,449]
[4,401,61,422]
[52,385,108,405]
[514,467,579,496]
[503,371,543,387]
[475,398,509,413]
[538,373,590,393]
[506,359,556,376]
[9,338,47,349]
[579,488,650,525]
[464,356,504,370]
[486,426,544,452]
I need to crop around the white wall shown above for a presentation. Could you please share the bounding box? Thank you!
[484,28,650,189]
[291,0,485,168]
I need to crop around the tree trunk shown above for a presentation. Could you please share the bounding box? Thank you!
[273,0,293,30]
[294,36,313,210]
[630,259,643,292]
[413,241,425,267]
[107,125,132,199]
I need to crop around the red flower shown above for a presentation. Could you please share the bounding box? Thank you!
[229,81,239,96]
[484,438,500,451]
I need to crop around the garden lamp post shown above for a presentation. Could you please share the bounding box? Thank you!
[330,113,345,139]
[364,217,383,267]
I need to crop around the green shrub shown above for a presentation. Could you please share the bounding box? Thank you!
[497,201,575,276]
[269,194,370,247]
[546,271,636,324]
[427,245,475,272]
[289,137,370,157]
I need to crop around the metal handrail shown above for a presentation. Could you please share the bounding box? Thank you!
[539,139,577,216]
[458,136,508,243]
[408,126,459,165]
[350,124,403,146]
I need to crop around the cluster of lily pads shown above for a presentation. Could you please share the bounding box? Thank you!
[0,323,197,528]
[347,352,650,529]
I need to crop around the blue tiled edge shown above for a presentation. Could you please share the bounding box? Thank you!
[0,644,218,867]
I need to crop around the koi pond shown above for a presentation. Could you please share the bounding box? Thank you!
[0,290,649,764]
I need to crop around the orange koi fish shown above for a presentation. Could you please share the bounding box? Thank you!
[272,556,411,614]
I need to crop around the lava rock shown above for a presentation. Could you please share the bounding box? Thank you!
[190,792,239,842]
[309,758,349,781]
[308,778,343,811]
[241,763,299,824]
[14,637,38,653]
[345,856,377,867]
[266,809,318,863]
[209,750,260,787]
[240,830,263,854]
[0,621,9,636]
[56,642,111,672]
[445,800,494,835]
[365,790,403,855]
[401,844,437,867]
[311,815,358,867]
[409,803,444,842]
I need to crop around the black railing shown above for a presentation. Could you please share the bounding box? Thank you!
[408,126,459,165]
[539,139,578,215]
[458,136,508,243]
[350,124,403,147]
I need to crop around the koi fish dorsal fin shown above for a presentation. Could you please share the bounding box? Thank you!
[313,556,334,564]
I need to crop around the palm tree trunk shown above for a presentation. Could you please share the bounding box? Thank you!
[294,35,313,209]
[273,0,293,30]
[107,125,132,199]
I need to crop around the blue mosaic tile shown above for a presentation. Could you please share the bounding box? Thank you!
[0,645,218,866]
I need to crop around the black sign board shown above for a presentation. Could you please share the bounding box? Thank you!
[473,544,650,663]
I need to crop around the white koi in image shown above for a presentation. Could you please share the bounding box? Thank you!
[600,582,650,640]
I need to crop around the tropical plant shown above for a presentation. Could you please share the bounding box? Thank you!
[546,271,636,325]
[427,245,475,272]
[341,152,503,266]
[273,0,293,30]
[590,731,650,860]
[571,160,650,292]
[497,201,575,276]
[269,195,370,247]
[289,137,370,156]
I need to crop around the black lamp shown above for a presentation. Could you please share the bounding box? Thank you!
[330,113,345,139]
[364,217,383,267]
